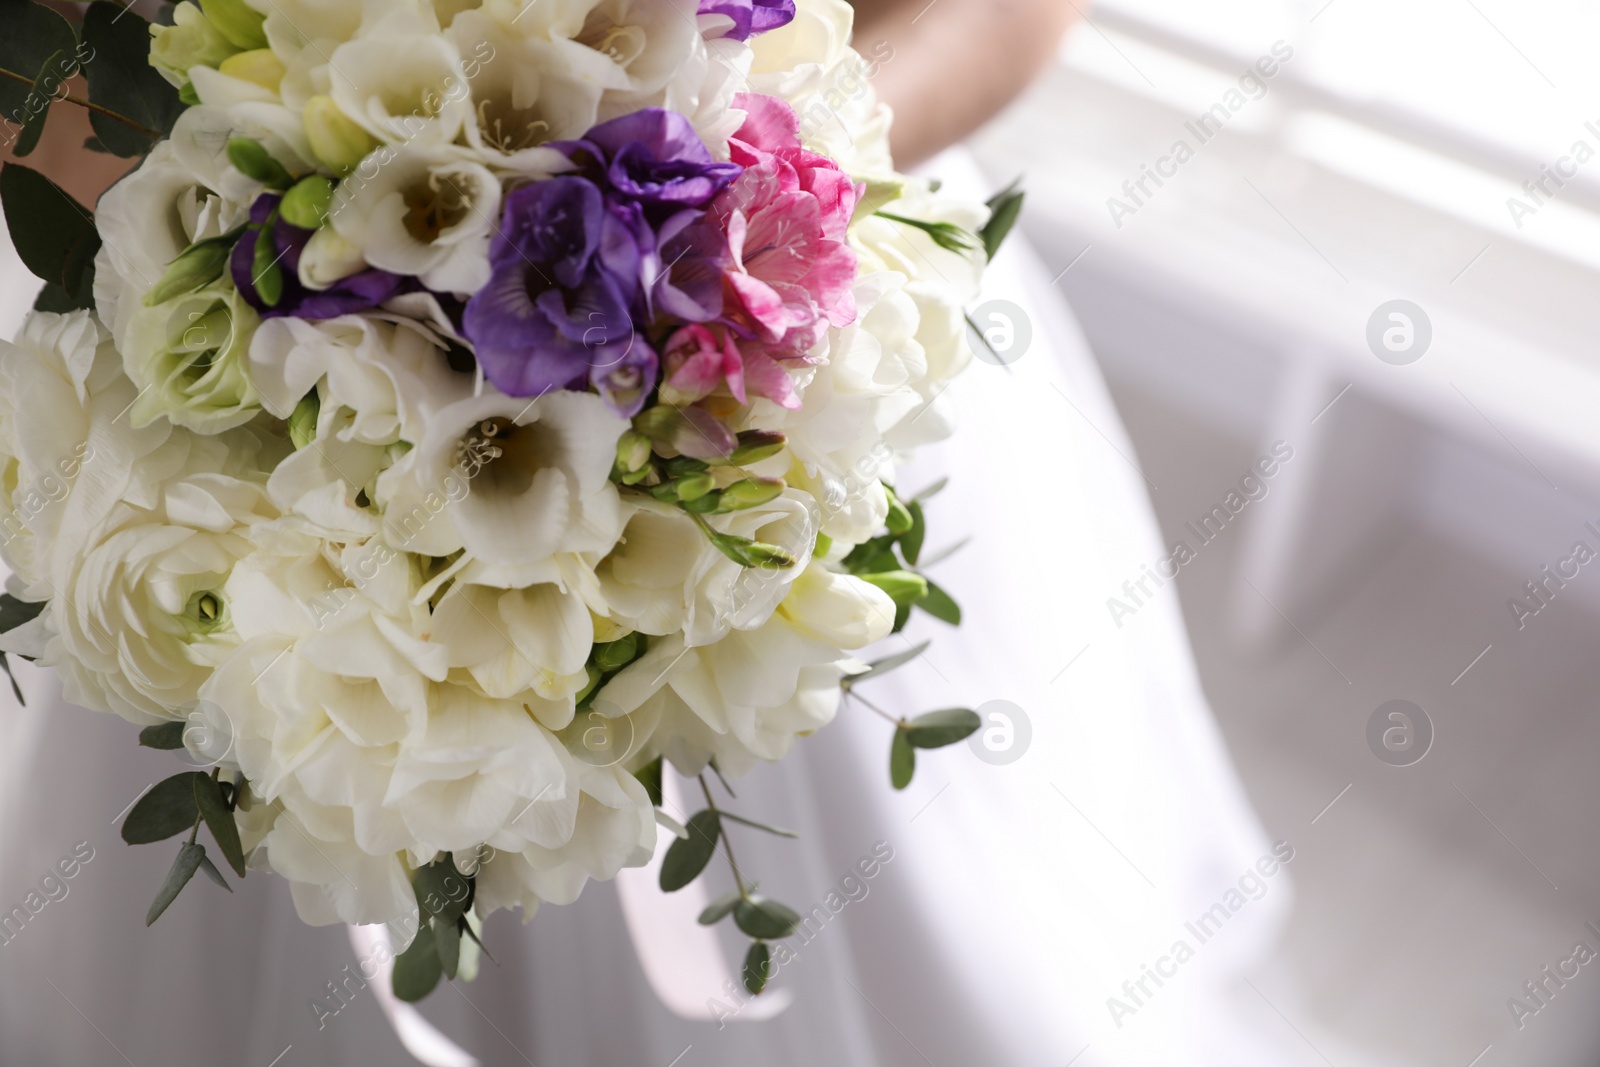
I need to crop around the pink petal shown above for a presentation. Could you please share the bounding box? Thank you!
[731,93,802,152]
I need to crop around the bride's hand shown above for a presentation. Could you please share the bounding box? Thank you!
[850,0,1081,168]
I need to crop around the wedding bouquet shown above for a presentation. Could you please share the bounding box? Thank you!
[0,0,1020,1000]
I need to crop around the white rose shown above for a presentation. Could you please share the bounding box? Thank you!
[376,389,627,581]
[328,143,501,293]
[123,282,262,434]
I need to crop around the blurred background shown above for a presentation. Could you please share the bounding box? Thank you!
[969,0,1600,1064]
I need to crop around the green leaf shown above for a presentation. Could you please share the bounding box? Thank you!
[195,850,231,891]
[916,537,970,569]
[0,593,45,633]
[12,49,63,158]
[905,708,982,749]
[0,653,23,706]
[659,809,720,892]
[122,772,204,844]
[697,886,742,926]
[743,941,772,996]
[917,580,962,625]
[0,0,78,120]
[138,721,187,750]
[413,857,471,926]
[146,842,205,925]
[890,729,915,790]
[194,774,246,877]
[81,1,185,157]
[392,923,444,1003]
[719,811,799,839]
[1,164,100,303]
[981,179,1026,260]
[901,501,926,566]
[634,756,663,807]
[849,641,930,688]
[733,896,800,940]
[433,915,461,980]
[912,477,949,503]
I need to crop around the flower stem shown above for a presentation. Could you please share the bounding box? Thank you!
[699,774,751,902]
[0,67,160,138]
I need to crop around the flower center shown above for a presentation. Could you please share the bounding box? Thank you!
[577,12,646,67]
[456,417,546,496]
[403,173,474,243]
[185,590,227,634]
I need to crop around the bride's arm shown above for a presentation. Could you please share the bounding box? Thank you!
[850,0,1081,168]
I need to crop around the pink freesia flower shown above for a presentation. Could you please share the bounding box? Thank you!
[715,93,861,356]
[661,323,801,410]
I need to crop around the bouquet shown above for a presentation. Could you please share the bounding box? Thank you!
[0,0,1021,1002]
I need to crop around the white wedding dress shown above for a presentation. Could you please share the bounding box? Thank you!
[0,152,1303,1066]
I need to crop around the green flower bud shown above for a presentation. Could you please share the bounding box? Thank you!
[675,472,717,503]
[614,430,653,475]
[251,225,284,307]
[288,390,320,449]
[199,0,269,50]
[227,136,292,188]
[144,235,234,306]
[575,664,604,706]
[148,2,239,89]
[217,48,284,92]
[884,488,913,535]
[649,482,680,504]
[738,540,799,570]
[303,96,375,178]
[728,429,787,466]
[279,175,335,229]
[720,477,785,511]
[852,175,907,223]
[592,632,640,673]
[861,569,930,606]
[814,532,833,558]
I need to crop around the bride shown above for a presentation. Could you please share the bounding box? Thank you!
[0,1,1311,1064]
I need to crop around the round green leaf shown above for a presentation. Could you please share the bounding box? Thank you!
[906,708,982,749]
[743,941,772,995]
[697,887,742,926]
[733,896,800,940]
[659,809,720,892]
[890,729,915,790]
[392,923,443,1003]
[122,772,204,844]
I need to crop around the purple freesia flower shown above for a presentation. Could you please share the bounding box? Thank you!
[463,177,655,411]
[556,109,741,218]
[698,0,796,41]
[231,194,411,320]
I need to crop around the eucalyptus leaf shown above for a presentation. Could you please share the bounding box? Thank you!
[901,501,926,565]
[634,755,663,807]
[0,0,78,119]
[905,708,982,749]
[849,641,930,688]
[743,941,772,996]
[659,809,720,892]
[1,164,100,303]
[194,773,246,877]
[195,851,231,891]
[912,477,949,503]
[732,896,800,940]
[0,593,46,634]
[138,721,186,750]
[697,886,742,926]
[122,772,204,845]
[981,179,1026,260]
[917,580,962,625]
[890,729,915,790]
[81,2,184,156]
[719,811,799,839]
[433,915,461,980]
[413,858,470,925]
[916,537,971,569]
[12,50,62,158]
[392,923,443,1002]
[145,842,205,925]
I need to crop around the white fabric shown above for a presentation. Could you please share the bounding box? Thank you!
[0,151,1299,1065]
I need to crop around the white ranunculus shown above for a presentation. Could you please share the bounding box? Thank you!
[250,314,476,445]
[123,282,262,434]
[376,389,627,580]
[593,489,817,646]
[474,763,654,915]
[0,312,171,601]
[24,456,275,724]
[328,143,501,293]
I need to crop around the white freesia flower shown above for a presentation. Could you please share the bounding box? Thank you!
[376,389,627,580]
[593,489,817,646]
[428,578,595,707]
[328,143,502,293]
[329,10,475,145]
